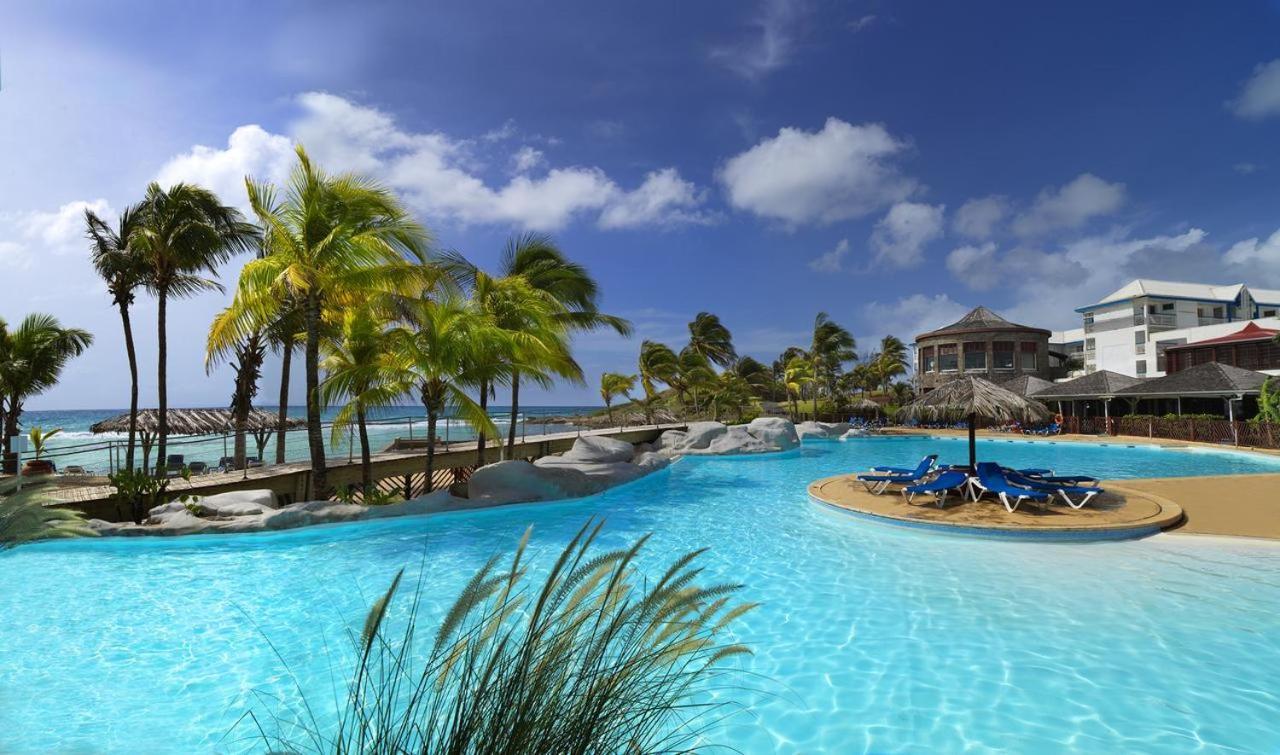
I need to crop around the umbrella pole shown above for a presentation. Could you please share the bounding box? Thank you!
[968,412,977,470]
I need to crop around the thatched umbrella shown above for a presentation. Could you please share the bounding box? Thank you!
[897,377,1051,470]
[848,398,882,416]
[91,409,304,471]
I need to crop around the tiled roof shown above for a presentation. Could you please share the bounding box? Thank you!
[998,374,1055,397]
[1034,370,1144,398]
[1113,362,1268,396]
[917,306,1047,339]
[1167,322,1279,349]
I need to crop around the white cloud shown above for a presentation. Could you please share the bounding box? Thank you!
[808,238,850,273]
[953,195,1008,239]
[0,198,113,269]
[511,146,545,174]
[597,168,712,230]
[1011,173,1125,237]
[482,119,518,142]
[155,125,295,211]
[1224,229,1280,268]
[863,293,970,343]
[156,92,705,232]
[848,14,877,32]
[1233,162,1261,175]
[1229,59,1280,120]
[945,242,998,288]
[711,0,807,80]
[719,118,917,225]
[870,202,944,268]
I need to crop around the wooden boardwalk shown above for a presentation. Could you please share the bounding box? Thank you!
[40,423,684,519]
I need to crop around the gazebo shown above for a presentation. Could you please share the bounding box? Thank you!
[848,398,883,416]
[91,409,303,471]
[898,376,1051,469]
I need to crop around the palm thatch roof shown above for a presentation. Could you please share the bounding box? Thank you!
[1033,370,1143,399]
[898,376,1052,423]
[999,374,1055,397]
[848,397,882,414]
[1113,362,1268,397]
[90,409,303,436]
[917,306,1049,340]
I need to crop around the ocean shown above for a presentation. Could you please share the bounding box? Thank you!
[10,405,597,475]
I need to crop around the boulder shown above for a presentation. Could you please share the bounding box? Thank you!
[260,500,365,530]
[199,489,278,515]
[745,417,801,450]
[632,451,671,471]
[841,427,870,439]
[706,425,770,455]
[560,435,634,463]
[795,421,851,440]
[468,460,590,505]
[682,421,729,449]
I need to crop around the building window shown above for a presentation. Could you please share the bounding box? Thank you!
[1136,361,1147,376]
[1162,302,1175,312]
[1134,331,1146,344]
[1085,338,1095,350]
[1155,339,1184,372]
[963,342,987,371]
[1263,309,1278,318]
[1019,342,1037,370]
[938,344,958,372]
[920,347,936,373]
[992,341,1015,370]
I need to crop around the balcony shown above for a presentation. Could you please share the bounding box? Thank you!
[1146,313,1178,330]
[1197,316,1228,327]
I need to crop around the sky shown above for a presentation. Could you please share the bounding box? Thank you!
[3,0,1280,410]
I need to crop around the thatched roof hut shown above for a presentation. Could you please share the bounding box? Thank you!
[848,397,883,415]
[898,377,1051,468]
[90,409,302,436]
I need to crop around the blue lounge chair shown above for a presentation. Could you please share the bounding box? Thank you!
[857,455,937,495]
[972,463,1050,512]
[1006,471,1104,509]
[1029,473,1099,487]
[871,454,938,476]
[902,470,970,507]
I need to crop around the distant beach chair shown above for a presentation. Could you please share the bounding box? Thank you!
[972,462,1050,513]
[857,455,937,495]
[163,455,185,477]
[870,454,938,476]
[902,469,970,507]
[187,461,209,475]
[217,456,235,472]
[63,465,88,476]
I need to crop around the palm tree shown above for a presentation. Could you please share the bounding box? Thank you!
[390,295,499,493]
[671,347,715,414]
[809,313,857,414]
[782,355,814,421]
[209,146,430,497]
[132,182,259,472]
[599,372,637,424]
[731,356,771,396]
[85,205,148,471]
[638,341,678,423]
[482,234,630,458]
[0,314,93,463]
[686,312,736,369]
[320,308,402,494]
[710,372,752,422]
[877,335,909,392]
[265,304,305,464]
[889,381,914,406]
[444,257,581,464]
[226,330,267,470]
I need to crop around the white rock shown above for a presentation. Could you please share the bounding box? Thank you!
[468,460,588,505]
[795,421,851,439]
[199,489,278,513]
[632,451,670,470]
[560,435,634,463]
[746,417,801,450]
[682,421,729,449]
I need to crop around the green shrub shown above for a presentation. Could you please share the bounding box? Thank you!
[0,479,96,549]
[244,520,758,752]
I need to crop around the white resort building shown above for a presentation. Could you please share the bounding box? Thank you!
[1069,279,1280,378]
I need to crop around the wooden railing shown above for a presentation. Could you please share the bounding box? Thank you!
[44,424,685,522]
[1062,415,1280,449]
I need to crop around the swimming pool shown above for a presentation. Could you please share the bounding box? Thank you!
[3,437,1279,752]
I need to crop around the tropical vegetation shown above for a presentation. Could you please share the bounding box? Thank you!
[247,521,755,753]
[0,479,96,549]
[0,314,93,467]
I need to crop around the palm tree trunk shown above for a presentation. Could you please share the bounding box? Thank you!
[505,371,520,457]
[276,338,292,464]
[156,290,168,475]
[605,399,614,424]
[234,417,247,470]
[304,295,327,497]
[475,376,488,467]
[119,301,139,471]
[425,410,438,493]
[357,404,372,493]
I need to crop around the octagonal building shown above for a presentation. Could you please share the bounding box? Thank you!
[914,306,1053,392]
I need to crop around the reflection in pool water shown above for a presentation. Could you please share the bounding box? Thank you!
[2,437,1279,752]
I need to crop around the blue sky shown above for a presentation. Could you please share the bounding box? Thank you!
[3,0,1280,409]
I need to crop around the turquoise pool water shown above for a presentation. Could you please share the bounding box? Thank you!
[2,437,1279,752]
